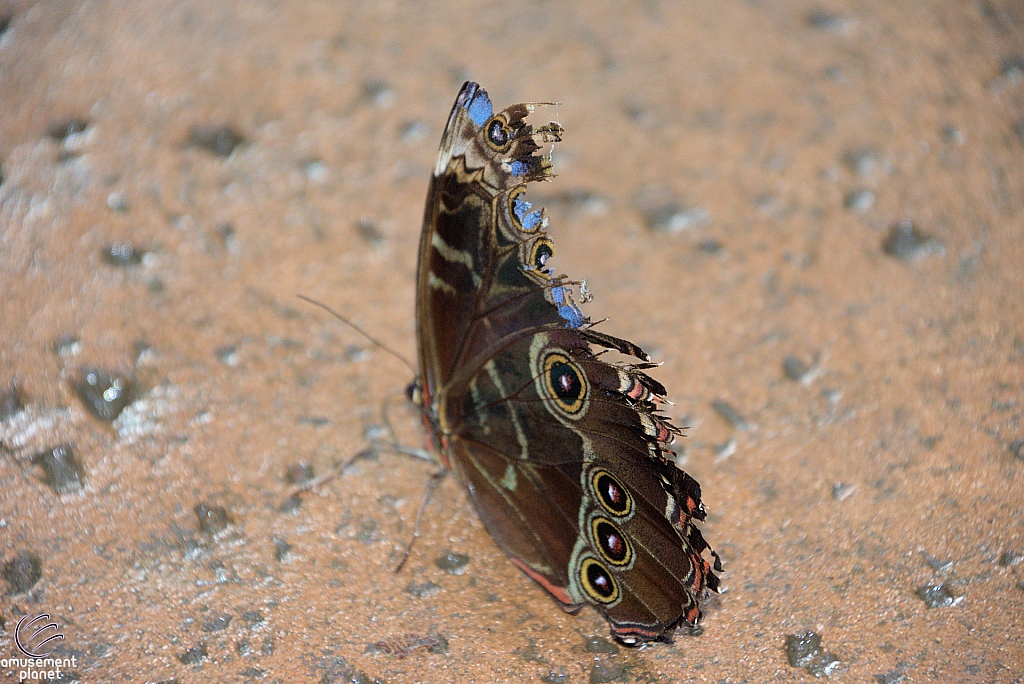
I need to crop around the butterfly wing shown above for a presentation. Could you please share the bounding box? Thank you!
[416,82,720,643]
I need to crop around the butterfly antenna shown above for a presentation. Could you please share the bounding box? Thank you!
[297,294,417,376]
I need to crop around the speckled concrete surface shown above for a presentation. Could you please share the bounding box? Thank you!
[1,1,1022,682]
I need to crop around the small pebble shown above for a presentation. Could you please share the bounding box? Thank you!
[435,551,471,575]
[1,382,25,419]
[74,368,134,421]
[3,551,43,594]
[53,335,81,357]
[33,445,85,494]
[102,241,143,266]
[844,147,887,178]
[195,503,231,535]
[874,672,906,684]
[273,538,293,562]
[583,635,620,654]
[177,643,208,665]
[711,400,751,431]
[807,10,849,32]
[356,218,385,246]
[921,551,954,574]
[47,118,88,141]
[589,655,626,683]
[286,462,315,485]
[201,614,232,632]
[998,551,1023,567]
[783,355,817,384]
[363,78,394,108]
[240,610,264,628]
[844,189,875,213]
[1008,439,1024,461]
[106,192,129,212]
[188,125,245,157]
[915,582,964,608]
[784,631,842,677]
[406,580,441,598]
[882,221,944,261]
[831,482,856,501]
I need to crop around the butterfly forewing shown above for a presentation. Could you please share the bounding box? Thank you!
[415,81,720,644]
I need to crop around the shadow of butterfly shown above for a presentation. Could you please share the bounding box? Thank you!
[410,82,721,645]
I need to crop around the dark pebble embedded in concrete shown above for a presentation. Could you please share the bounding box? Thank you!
[1009,439,1024,460]
[34,444,85,494]
[782,356,814,383]
[177,643,208,665]
[697,238,724,254]
[278,493,303,514]
[362,77,394,108]
[784,631,842,677]
[882,221,944,261]
[273,538,293,562]
[74,368,134,421]
[195,503,231,534]
[589,655,626,684]
[915,581,964,608]
[201,614,232,632]
[285,461,315,485]
[53,335,81,357]
[315,655,379,684]
[831,482,856,501]
[844,189,875,213]
[540,670,569,684]
[807,9,848,31]
[241,610,264,628]
[102,241,143,266]
[843,147,887,178]
[356,218,385,245]
[920,551,954,573]
[3,551,43,594]
[998,551,1023,567]
[874,672,906,684]
[711,400,751,431]
[1,382,25,419]
[406,580,441,598]
[188,125,245,157]
[583,635,620,654]
[435,551,470,575]
[47,118,89,141]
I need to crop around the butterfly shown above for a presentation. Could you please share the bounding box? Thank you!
[410,82,721,645]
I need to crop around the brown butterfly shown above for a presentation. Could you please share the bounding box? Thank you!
[410,82,721,644]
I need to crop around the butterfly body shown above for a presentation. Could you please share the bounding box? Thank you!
[413,83,720,644]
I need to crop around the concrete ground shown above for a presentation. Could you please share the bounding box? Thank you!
[1,1,1022,681]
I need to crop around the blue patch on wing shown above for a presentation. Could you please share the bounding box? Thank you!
[513,196,532,220]
[509,160,529,176]
[551,285,585,328]
[521,211,542,230]
[466,91,493,126]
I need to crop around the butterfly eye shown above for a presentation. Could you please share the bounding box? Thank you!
[591,470,633,518]
[486,117,513,150]
[579,556,619,604]
[541,352,588,417]
[591,517,633,567]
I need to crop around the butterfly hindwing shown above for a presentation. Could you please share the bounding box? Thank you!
[415,82,720,644]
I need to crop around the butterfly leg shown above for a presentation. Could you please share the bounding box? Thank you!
[393,469,449,572]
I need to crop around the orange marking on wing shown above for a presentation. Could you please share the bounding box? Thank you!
[509,556,575,608]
